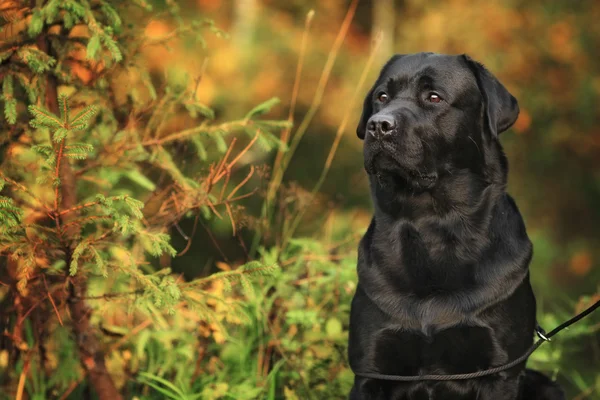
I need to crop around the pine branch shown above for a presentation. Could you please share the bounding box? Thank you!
[34,19,122,399]
[132,119,290,149]
[182,261,278,290]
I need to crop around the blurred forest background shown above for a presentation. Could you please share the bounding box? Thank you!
[0,0,599,399]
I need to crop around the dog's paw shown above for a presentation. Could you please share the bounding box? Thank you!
[522,369,565,400]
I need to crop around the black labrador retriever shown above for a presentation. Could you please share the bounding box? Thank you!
[348,53,565,400]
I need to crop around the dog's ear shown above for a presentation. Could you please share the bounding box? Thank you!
[357,54,405,140]
[462,54,519,137]
[356,86,375,140]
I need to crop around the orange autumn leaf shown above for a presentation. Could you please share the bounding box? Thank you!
[569,251,593,276]
[144,20,171,39]
[513,109,531,133]
[196,0,223,12]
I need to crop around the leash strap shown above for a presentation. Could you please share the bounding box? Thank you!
[353,299,600,382]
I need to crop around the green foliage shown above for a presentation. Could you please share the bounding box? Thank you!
[138,372,203,400]
[0,2,292,398]
[2,75,17,124]
[110,237,356,400]
[28,105,64,130]
[245,97,281,119]
[0,181,23,230]
[16,46,56,74]
[2,1,597,399]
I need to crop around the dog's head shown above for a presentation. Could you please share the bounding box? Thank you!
[357,52,519,191]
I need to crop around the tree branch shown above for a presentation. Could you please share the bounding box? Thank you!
[36,23,123,400]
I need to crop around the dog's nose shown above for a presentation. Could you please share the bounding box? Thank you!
[367,115,396,138]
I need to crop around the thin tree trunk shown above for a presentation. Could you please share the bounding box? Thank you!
[68,278,123,400]
[372,0,395,62]
[36,30,123,400]
[232,0,258,51]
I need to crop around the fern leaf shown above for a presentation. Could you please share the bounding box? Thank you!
[70,105,98,130]
[2,75,17,124]
[70,242,89,276]
[0,195,23,230]
[245,97,280,119]
[100,3,121,29]
[42,0,61,23]
[190,136,207,160]
[53,127,70,143]
[101,34,123,62]
[31,145,53,158]
[86,34,101,60]
[140,231,177,257]
[63,143,94,159]
[185,102,214,120]
[212,131,227,153]
[28,105,62,129]
[58,94,69,125]
[90,246,107,277]
[15,252,36,294]
[17,47,56,74]
[124,196,144,219]
[28,9,44,37]
[61,0,86,19]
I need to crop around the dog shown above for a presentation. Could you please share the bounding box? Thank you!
[348,53,565,400]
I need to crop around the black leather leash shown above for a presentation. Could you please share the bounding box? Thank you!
[353,299,600,382]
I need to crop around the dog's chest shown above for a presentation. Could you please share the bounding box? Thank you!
[370,324,506,377]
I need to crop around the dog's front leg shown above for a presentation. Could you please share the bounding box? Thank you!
[475,377,522,400]
[348,378,390,400]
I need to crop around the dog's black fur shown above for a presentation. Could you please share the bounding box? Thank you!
[348,53,565,400]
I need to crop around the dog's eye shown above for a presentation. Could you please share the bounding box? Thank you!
[427,93,442,103]
[377,92,389,103]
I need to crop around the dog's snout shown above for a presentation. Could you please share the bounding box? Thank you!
[367,115,396,139]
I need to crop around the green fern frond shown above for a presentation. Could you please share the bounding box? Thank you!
[63,143,94,159]
[31,145,53,158]
[212,131,228,153]
[101,34,123,62]
[53,127,70,143]
[41,0,61,23]
[70,242,90,275]
[2,75,17,124]
[90,246,107,277]
[110,258,181,313]
[0,196,23,230]
[28,105,62,129]
[185,261,279,290]
[63,11,75,29]
[15,251,36,294]
[65,143,94,153]
[100,3,122,29]
[124,196,144,219]
[17,47,56,74]
[58,94,70,124]
[71,104,98,129]
[0,50,14,63]
[185,102,214,120]
[61,0,86,20]
[245,97,281,119]
[140,231,177,257]
[28,9,44,37]
[86,35,101,60]
[113,214,137,235]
